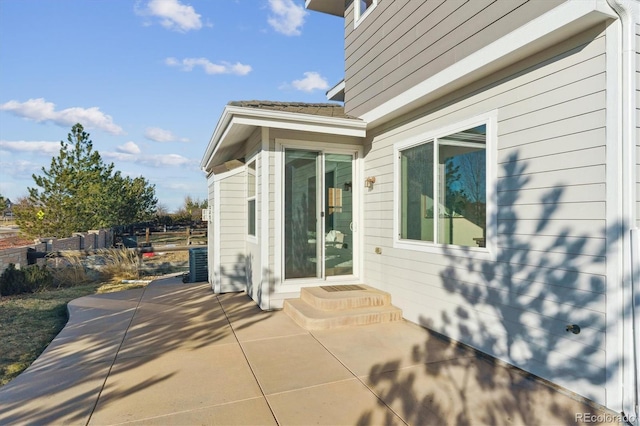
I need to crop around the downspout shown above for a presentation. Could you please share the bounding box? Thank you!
[605,0,639,423]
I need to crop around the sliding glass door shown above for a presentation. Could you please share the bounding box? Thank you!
[284,150,319,279]
[284,149,354,280]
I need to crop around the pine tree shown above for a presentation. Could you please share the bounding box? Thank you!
[15,124,157,238]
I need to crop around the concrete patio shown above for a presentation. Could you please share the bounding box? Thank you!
[0,276,621,425]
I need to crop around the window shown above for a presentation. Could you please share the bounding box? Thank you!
[354,0,377,26]
[398,124,487,249]
[247,160,256,236]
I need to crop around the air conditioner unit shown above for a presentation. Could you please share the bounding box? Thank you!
[188,247,208,283]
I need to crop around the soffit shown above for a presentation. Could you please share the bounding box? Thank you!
[201,103,365,173]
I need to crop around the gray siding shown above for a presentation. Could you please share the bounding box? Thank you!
[344,0,566,118]
[362,25,608,403]
[218,171,247,292]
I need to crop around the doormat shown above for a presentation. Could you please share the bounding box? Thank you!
[320,285,365,292]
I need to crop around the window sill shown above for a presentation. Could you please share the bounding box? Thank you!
[393,238,496,261]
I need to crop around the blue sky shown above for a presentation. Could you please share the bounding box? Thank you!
[0,0,344,212]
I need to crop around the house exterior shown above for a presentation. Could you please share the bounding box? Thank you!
[201,0,640,419]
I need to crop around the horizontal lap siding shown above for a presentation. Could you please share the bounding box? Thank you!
[219,172,246,290]
[344,0,565,118]
[363,26,608,402]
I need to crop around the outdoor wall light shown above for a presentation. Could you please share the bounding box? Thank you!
[365,176,376,189]
[566,324,581,334]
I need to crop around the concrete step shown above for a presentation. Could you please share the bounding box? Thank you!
[300,285,392,311]
[283,285,403,330]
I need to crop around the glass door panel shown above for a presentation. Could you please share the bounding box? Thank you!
[284,150,319,279]
[324,154,353,276]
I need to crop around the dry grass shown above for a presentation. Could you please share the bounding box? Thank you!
[47,248,189,287]
[0,247,192,386]
[0,280,149,387]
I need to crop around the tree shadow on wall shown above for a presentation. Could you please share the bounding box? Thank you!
[358,152,631,425]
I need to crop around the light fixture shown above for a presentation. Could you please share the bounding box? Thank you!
[365,176,376,189]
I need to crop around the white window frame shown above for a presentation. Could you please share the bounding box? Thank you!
[246,156,257,241]
[354,0,377,28]
[393,111,497,260]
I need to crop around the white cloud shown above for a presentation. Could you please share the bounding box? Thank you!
[291,71,330,92]
[103,150,195,168]
[117,141,141,155]
[136,0,203,32]
[0,159,43,178]
[144,127,189,142]
[0,140,61,156]
[163,182,192,191]
[145,153,193,167]
[267,0,307,36]
[0,98,124,135]
[165,57,252,76]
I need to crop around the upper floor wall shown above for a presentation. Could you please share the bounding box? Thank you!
[343,0,566,118]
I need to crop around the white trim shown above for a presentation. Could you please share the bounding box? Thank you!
[604,17,625,413]
[212,178,221,293]
[326,79,345,102]
[392,110,498,261]
[605,0,640,419]
[274,139,283,293]
[207,174,215,290]
[359,0,617,128]
[246,155,258,243]
[260,128,270,310]
[354,0,377,29]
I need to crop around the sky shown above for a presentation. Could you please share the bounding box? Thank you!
[0,0,344,212]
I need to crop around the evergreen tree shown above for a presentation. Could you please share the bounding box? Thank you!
[0,194,7,214]
[15,124,157,238]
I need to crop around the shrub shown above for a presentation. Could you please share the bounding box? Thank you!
[0,264,26,296]
[0,264,53,296]
[23,264,54,292]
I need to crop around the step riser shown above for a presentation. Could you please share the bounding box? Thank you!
[300,291,390,311]
[284,284,403,331]
[284,300,403,331]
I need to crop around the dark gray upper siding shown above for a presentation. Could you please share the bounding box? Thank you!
[343,0,566,118]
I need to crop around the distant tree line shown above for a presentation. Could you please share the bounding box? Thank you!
[155,196,208,227]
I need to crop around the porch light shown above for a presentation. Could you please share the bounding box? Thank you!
[365,176,376,189]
